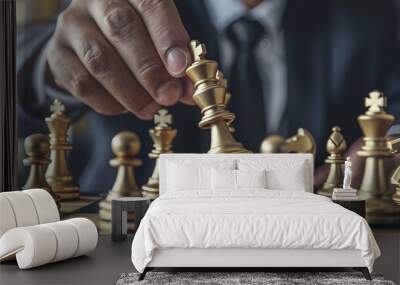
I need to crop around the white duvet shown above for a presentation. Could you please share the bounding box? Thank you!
[131,190,380,273]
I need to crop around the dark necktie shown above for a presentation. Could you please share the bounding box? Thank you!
[226,17,267,152]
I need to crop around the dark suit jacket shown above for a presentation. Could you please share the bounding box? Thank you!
[17,0,400,194]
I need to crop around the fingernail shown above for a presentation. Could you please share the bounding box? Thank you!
[166,47,189,76]
[156,80,181,106]
[139,102,160,119]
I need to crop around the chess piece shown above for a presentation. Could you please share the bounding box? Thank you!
[389,138,400,153]
[23,134,60,207]
[99,131,142,232]
[142,109,177,199]
[392,165,400,205]
[390,138,400,204]
[357,91,400,218]
[185,40,250,153]
[218,71,235,133]
[45,100,79,201]
[260,128,316,155]
[224,93,235,133]
[317,127,347,196]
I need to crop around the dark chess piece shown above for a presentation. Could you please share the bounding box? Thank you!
[23,134,60,207]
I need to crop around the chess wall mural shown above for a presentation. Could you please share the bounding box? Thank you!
[2,0,400,284]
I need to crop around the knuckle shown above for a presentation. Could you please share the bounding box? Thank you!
[103,4,137,41]
[136,61,164,85]
[69,74,92,96]
[135,0,166,15]
[82,41,110,76]
[56,9,74,28]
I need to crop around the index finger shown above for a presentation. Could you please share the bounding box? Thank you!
[130,0,191,77]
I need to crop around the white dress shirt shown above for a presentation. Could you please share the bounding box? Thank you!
[205,0,287,134]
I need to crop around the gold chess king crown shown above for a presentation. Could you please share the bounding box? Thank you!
[185,40,250,153]
[142,109,177,198]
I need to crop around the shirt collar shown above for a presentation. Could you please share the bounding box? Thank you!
[205,0,287,35]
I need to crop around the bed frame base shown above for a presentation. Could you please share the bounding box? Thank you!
[138,249,371,281]
[354,267,372,280]
[138,267,372,281]
[138,268,150,281]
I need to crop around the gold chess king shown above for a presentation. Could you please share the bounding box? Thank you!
[45,100,80,201]
[185,40,250,154]
[142,109,177,198]
[357,91,400,219]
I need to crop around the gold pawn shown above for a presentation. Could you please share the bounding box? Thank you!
[185,40,250,154]
[357,91,400,219]
[99,131,142,232]
[23,134,60,208]
[260,128,316,155]
[317,127,347,196]
[45,100,80,201]
[142,109,177,199]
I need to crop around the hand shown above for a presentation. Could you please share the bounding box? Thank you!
[47,0,195,119]
[314,138,400,190]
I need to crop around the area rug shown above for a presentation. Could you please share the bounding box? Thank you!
[117,272,395,285]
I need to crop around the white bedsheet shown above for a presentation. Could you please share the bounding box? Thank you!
[131,190,380,273]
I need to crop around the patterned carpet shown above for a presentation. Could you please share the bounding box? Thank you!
[117,271,395,285]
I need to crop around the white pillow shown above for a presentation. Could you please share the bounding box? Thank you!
[211,169,267,191]
[211,168,236,190]
[167,160,235,192]
[266,166,307,191]
[167,162,208,191]
[238,158,309,191]
[237,169,267,189]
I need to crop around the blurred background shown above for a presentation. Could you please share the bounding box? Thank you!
[16,0,400,196]
[17,0,60,182]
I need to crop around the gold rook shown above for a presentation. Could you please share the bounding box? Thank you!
[185,40,250,154]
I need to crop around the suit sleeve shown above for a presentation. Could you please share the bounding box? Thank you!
[17,22,88,132]
[378,0,400,137]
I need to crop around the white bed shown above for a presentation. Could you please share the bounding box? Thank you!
[131,154,380,280]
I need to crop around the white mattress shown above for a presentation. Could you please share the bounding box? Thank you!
[131,190,380,273]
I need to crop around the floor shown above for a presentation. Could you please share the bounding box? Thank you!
[0,235,134,285]
[373,230,400,283]
[1,231,399,285]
